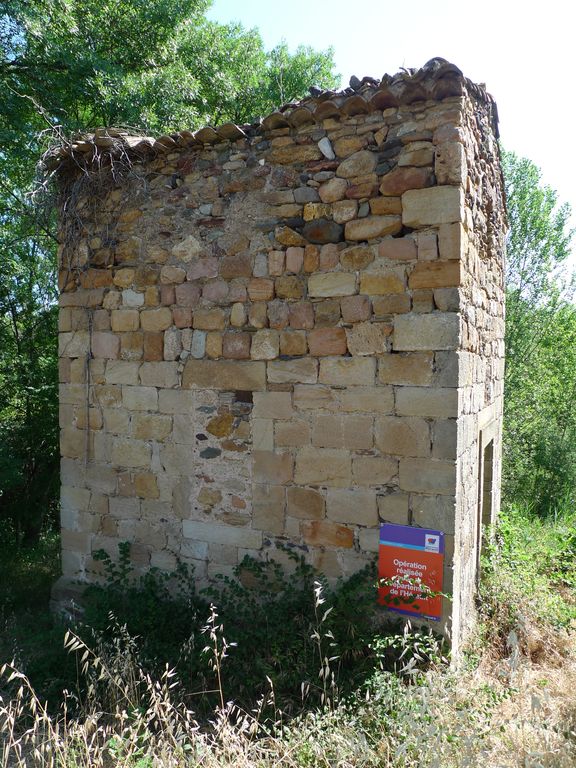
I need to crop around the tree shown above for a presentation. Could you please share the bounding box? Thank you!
[0,0,338,544]
[502,151,576,514]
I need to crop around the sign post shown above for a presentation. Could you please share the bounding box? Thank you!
[378,523,445,621]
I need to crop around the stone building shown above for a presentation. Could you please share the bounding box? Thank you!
[50,58,506,653]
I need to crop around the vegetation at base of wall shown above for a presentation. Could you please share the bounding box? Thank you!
[1,501,575,767]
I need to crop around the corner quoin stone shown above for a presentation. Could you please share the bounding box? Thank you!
[402,186,465,227]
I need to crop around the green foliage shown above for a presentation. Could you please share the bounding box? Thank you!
[0,0,338,544]
[83,548,383,715]
[479,502,576,649]
[502,150,576,514]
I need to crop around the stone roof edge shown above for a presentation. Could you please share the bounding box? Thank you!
[43,58,498,174]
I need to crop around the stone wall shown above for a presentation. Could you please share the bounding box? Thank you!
[52,59,505,650]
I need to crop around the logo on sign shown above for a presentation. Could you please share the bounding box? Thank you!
[424,534,440,553]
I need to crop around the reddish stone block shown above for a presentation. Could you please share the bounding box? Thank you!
[175,282,201,308]
[268,301,289,330]
[143,332,163,361]
[319,244,339,270]
[248,278,275,301]
[222,332,251,359]
[341,295,372,323]
[303,245,320,273]
[308,327,348,356]
[161,285,175,305]
[289,301,315,330]
[220,252,253,278]
[173,308,193,328]
[286,247,304,273]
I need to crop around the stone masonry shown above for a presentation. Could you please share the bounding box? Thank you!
[50,58,506,653]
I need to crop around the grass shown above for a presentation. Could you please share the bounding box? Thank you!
[1,502,575,767]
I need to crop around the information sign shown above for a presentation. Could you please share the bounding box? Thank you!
[378,523,444,621]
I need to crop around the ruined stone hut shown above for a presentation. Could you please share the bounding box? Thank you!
[49,58,506,653]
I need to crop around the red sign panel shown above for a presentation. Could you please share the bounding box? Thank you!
[378,523,444,621]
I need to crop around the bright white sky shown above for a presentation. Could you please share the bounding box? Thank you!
[207,0,575,261]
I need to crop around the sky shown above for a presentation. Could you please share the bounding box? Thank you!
[207,0,575,259]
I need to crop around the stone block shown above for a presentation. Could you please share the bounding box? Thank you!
[120,332,144,361]
[301,520,354,548]
[111,438,151,468]
[140,362,179,389]
[435,141,467,185]
[319,177,348,203]
[251,329,279,360]
[393,313,460,351]
[252,419,274,451]
[193,309,226,331]
[275,419,310,447]
[360,271,404,295]
[275,275,304,299]
[417,233,438,261]
[378,352,434,385]
[60,427,88,459]
[157,389,196,414]
[286,247,304,273]
[92,332,120,359]
[345,216,402,241]
[438,222,466,260]
[412,289,434,313]
[308,273,357,298]
[318,357,375,386]
[286,486,324,519]
[294,447,351,487]
[122,385,158,411]
[111,310,140,332]
[336,150,377,179]
[377,492,409,524]
[326,489,378,526]
[134,473,160,499]
[269,250,285,276]
[434,288,460,312]
[58,331,90,357]
[249,302,269,329]
[253,451,293,485]
[395,386,459,418]
[319,244,340,270]
[267,358,318,384]
[332,200,358,223]
[182,520,262,549]
[174,283,202,308]
[183,359,266,390]
[105,360,139,385]
[253,391,293,419]
[352,456,397,486]
[341,295,371,323]
[140,308,173,332]
[314,299,341,327]
[398,458,456,494]
[431,419,458,459]
[338,386,394,413]
[132,412,172,441]
[143,332,164,361]
[375,416,430,457]
[402,186,464,227]
[345,322,389,356]
[409,261,461,289]
[411,494,456,534]
[372,295,411,316]
[358,527,380,553]
[369,196,402,215]
[289,302,315,330]
[378,238,417,261]
[308,328,348,356]
[252,484,285,533]
[340,245,375,271]
[280,330,308,356]
[248,278,275,302]
[379,166,434,196]
[312,414,373,450]
[222,332,251,359]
